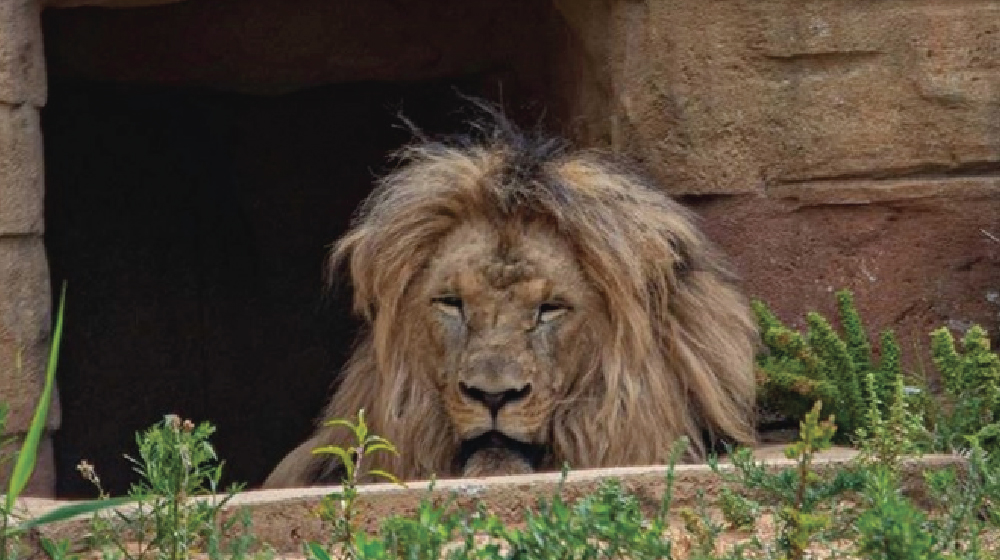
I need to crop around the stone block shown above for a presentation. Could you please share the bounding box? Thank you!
[0,0,45,105]
[0,236,58,434]
[558,0,1000,197]
[0,103,44,235]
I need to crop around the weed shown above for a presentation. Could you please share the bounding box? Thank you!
[855,464,939,560]
[712,401,867,560]
[921,440,1000,559]
[311,408,404,553]
[82,414,255,560]
[308,439,691,560]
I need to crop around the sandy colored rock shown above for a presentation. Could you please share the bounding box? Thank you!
[0,0,45,105]
[0,236,58,434]
[556,0,1000,197]
[0,103,44,235]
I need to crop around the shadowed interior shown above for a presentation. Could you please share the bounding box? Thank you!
[39,0,579,495]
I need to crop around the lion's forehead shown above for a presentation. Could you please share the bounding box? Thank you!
[427,221,587,299]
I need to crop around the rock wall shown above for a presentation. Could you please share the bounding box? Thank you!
[0,0,58,497]
[556,0,1000,360]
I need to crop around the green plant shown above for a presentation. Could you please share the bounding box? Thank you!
[500,473,678,560]
[753,290,905,443]
[855,464,939,560]
[311,408,403,553]
[718,487,759,533]
[1,284,133,560]
[679,489,725,559]
[926,325,1000,457]
[82,414,253,560]
[712,401,866,560]
[855,372,929,477]
[920,439,1000,559]
[308,438,691,560]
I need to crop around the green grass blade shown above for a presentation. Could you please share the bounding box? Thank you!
[305,541,331,560]
[5,282,66,513]
[7,496,135,536]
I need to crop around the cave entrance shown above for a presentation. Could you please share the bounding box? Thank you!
[40,0,589,498]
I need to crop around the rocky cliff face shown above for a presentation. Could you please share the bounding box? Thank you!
[556,0,999,356]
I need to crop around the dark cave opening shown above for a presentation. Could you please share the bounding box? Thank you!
[41,77,560,498]
[38,0,582,498]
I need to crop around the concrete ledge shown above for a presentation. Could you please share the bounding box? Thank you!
[18,450,964,554]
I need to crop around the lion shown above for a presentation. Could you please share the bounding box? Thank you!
[263,110,758,489]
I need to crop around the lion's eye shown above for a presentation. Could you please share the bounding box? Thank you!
[432,295,463,318]
[536,302,569,324]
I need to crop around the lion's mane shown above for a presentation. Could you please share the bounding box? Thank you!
[263,113,758,488]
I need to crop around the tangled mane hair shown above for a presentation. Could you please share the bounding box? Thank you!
[263,104,758,488]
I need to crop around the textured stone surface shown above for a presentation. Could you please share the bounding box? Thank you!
[0,0,45,105]
[688,190,1000,372]
[556,0,1000,197]
[21,453,961,553]
[0,236,58,434]
[0,103,44,235]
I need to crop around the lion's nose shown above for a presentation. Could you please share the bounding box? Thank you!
[459,382,531,415]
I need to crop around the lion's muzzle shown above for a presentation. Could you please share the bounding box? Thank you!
[458,381,531,416]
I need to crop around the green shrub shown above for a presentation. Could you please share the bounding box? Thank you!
[753,290,903,442]
[926,325,1000,457]
[856,465,939,560]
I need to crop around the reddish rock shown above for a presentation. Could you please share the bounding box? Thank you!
[689,191,1000,377]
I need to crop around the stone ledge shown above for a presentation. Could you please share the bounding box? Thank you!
[766,175,1000,205]
[19,450,963,554]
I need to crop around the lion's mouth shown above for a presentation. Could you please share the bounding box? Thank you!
[455,430,548,474]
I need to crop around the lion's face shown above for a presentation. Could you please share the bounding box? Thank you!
[414,219,602,474]
[262,115,759,491]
